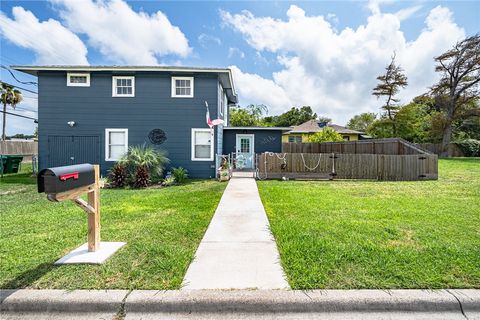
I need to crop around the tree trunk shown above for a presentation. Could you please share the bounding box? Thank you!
[441,120,453,157]
[2,103,6,141]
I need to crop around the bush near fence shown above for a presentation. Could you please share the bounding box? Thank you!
[258,138,438,181]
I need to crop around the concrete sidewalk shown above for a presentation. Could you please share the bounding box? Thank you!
[1,289,479,319]
[181,175,289,289]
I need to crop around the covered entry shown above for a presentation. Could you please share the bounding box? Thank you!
[222,126,291,170]
[235,134,254,169]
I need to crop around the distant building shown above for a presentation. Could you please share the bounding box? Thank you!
[283,120,364,143]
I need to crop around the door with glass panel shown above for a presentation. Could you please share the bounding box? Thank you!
[235,134,254,169]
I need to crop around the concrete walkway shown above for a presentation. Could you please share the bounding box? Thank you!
[181,174,289,289]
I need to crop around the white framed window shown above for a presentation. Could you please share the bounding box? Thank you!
[105,129,128,161]
[112,76,135,97]
[288,135,302,143]
[191,128,213,161]
[67,73,90,87]
[172,76,194,98]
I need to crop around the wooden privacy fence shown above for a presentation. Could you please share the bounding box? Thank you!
[0,141,38,155]
[416,143,465,157]
[282,138,430,155]
[257,153,438,181]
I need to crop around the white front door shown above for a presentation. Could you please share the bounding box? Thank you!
[236,134,254,169]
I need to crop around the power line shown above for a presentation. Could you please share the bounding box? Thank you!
[0,80,38,94]
[1,65,38,86]
[0,110,38,121]
[15,106,38,114]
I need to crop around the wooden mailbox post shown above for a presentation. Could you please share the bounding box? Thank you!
[45,165,100,252]
[38,163,124,263]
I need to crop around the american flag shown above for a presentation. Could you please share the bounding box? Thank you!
[205,101,224,128]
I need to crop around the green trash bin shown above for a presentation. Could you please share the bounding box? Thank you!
[0,155,7,174]
[3,155,24,174]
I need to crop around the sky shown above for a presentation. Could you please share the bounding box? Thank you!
[0,0,479,135]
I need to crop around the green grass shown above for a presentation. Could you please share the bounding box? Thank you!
[257,158,480,289]
[0,165,226,289]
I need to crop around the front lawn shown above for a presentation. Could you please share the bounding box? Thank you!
[257,158,480,289]
[0,166,225,289]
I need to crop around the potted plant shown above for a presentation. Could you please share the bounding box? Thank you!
[218,158,230,181]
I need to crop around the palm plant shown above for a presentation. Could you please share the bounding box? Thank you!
[1,82,23,141]
[120,144,170,187]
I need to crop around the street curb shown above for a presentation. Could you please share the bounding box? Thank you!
[1,289,479,315]
[0,289,128,312]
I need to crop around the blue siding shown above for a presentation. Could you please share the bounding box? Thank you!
[38,71,220,178]
[223,129,284,155]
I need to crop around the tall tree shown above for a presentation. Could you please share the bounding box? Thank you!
[229,104,268,127]
[346,112,377,132]
[263,106,317,127]
[1,82,23,141]
[372,53,408,136]
[308,127,343,143]
[431,35,480,156]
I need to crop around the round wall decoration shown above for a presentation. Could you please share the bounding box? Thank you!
[148,129,167,145]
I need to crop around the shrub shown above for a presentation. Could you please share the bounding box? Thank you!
[171,167,188,183]
[163,176,176,187]
[308,127,344,143]
[455,139,480,156]
[108,163,128,188]
[120,144,170,188]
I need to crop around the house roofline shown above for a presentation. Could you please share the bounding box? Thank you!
[11,65,238,103]
[224,126,292,131]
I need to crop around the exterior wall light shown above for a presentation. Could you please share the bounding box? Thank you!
[67,121,76,127]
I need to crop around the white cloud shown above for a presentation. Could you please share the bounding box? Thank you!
[52,0,191,65]
[228,47,245,59]
[326,13,339,25]
[198,33,222,48]
[0,6,88,65]
[221,4,465,124]
[395,5,422,21]
[229,65,292,114]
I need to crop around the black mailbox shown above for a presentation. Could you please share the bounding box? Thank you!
[38,163,96,194]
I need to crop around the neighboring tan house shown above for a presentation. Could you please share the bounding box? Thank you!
[13,65,287,177]
[283,120,364,143]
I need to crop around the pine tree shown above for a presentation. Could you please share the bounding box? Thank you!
[372,53,408,136]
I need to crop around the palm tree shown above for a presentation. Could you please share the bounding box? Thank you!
[120,144,170,187]
[1,82,23,141]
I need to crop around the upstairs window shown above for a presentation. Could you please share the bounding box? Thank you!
[105,129,128,161]
[67,73,90,87]
[112,76,135,97]
[191,128,213,161]
[172,76,194,98]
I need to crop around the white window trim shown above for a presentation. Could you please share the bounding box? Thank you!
[172,76,194,98]
[191,128,214,161]
[105,128,128,161]
[67,73,90,87]
[112,76,135,97]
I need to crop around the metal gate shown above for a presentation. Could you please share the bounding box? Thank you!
[47,136,100,167]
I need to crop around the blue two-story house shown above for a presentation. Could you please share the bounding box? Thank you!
[13,65,288,178]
